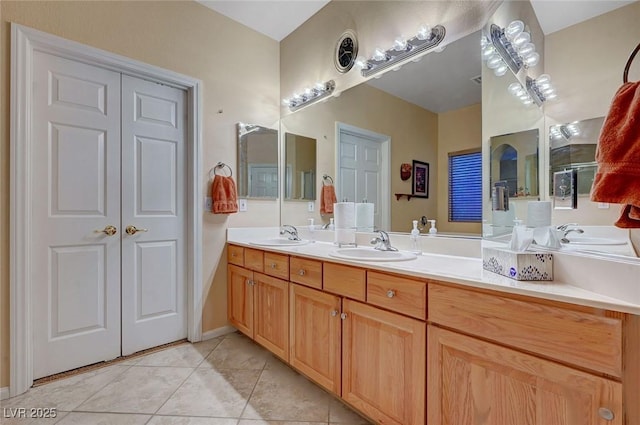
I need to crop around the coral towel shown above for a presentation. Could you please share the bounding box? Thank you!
[211,175,238,214]
[591,81,640,228]
[320,184,337,214]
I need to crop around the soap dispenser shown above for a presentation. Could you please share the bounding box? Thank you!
[428,220,437,235]
[410,220,422,254]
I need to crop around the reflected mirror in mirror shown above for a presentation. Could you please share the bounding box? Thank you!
[284,132,317,200]
[490,129,539,198]
[237,123,279,198]
[549,116,603,196]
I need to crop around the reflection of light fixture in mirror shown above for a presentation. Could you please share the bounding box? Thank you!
[550,122,580,140]
[238,122,260,136]
[482,20,539,76]
[508,75,557,106]
[283,80,336,111]
[356,24,446,78]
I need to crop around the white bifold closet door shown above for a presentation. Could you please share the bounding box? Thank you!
[31,51,186,379]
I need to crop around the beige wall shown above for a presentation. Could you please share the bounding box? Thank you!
[280,83,438,232]
[544,1,640,226]
[0,0,280,388]
[437,103,482,234]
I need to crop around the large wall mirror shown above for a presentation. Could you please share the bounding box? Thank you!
[280,29,484,234]
[483,0,640,259]
[237,123,279,199]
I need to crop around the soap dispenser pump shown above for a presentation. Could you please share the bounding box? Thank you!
[410,220,422,254]
[428,220,437,235]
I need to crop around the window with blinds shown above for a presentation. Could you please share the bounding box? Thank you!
[448,149,482,222]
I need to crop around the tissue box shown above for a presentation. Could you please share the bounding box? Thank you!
[482,247,553,281]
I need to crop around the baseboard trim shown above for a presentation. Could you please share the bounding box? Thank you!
[202,325,236,340]
[1,386,10,400]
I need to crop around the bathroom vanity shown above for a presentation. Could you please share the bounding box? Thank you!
[226,233,639,425]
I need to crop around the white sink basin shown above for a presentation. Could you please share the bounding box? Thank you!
[250,238,309,247]
[563,237,626,246]
[329,248,417,262]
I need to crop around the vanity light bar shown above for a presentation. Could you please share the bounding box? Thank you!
[483,21,540,76]
[283,80,336,112]
[358,25,446,78]
[507,75,557,107]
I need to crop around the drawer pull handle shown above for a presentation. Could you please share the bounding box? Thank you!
[598,408,615,421]
[246,279,255,286]
[340,312,347,320]
[231,253,237,257]
[298,269,306,276]
[330,309,338,317]
[387,290,396,298]
[270,263,277,269]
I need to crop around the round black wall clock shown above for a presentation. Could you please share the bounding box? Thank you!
[335,30,358,73]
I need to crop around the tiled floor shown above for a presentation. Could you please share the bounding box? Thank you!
[2,332,371,425]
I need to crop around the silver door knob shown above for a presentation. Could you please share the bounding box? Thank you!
[387,290,396,298]
[340,313,347,320]
[598,407,614,421]
[330,309,338,317]
[96,225,117,236]
[125,225,148,235]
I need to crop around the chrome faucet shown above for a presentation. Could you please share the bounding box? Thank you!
[557,223,584,243]
[280,225,301,241]
[370,230,398,251]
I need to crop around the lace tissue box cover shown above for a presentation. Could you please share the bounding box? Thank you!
[482,247,553,281]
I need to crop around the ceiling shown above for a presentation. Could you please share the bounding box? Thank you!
[198,0,637,113]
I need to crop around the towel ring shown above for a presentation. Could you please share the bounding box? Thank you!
[322,174,334,185]
[623,41,640,83]
[209,162,233,179]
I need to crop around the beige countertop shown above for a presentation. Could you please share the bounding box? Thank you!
[227,227,640,315]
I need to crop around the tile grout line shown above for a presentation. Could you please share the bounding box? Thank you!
[235,348,271,422]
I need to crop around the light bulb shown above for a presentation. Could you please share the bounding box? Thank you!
[494,64,508,76]
[505,20,524,40]
[543,87,556,96]
[512,31,531,48]
[546,92,558,100]
[536,74,551,86]
[481,36,489,49]
[282,99,291,106]
[482,45,496,58]
[508,82,522,95]
[393,36,408,51]
[522,98,533,106]
[372,47,388,61]
[524,52,540,67]
[304,87,313,96]
[435,45,445,52]
[519,93,530,101]
[517,42,535,56]
[487,55,503,69]
[355,56,369,69]
[417,24,432,41]
[315,82,325,91]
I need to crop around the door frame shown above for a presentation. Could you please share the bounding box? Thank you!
[10,23,203,397]
[335,122,391,230]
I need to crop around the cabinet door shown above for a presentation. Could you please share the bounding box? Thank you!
[254,273,289,361]
[342,299,426,425]
[227,265,254,337]
[289,284,342,395]
[427,326,623,425]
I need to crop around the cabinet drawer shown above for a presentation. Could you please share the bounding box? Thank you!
[290,257,322,289]
[428,284,623,377]
[323,262,366,301]
[264,252,289,280]
[367,271,426,320]
[227,245,244,266]
[244,248,264,272]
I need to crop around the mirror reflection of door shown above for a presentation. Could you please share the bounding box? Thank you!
[499,145,518,196]
[237,123,279,198]
[337,123,390,230]
[490,129,539,198]
[284,132,317,200]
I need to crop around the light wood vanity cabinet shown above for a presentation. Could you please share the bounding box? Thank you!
[227,244,638,425]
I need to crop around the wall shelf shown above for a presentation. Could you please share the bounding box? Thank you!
[394,193,428,201]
